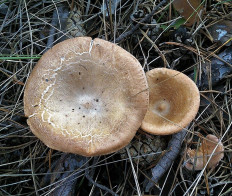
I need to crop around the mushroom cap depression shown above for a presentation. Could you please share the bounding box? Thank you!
[24,37,149,156]
[185,134,224,171]
[141,68,200,135]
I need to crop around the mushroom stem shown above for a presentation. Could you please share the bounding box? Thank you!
[145,129,187,191]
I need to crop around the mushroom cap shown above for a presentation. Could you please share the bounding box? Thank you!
[185,134,224,171]
[24,37,149,156]
[141,68,200,135]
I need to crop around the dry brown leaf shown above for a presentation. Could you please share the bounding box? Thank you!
[173,0,203,26]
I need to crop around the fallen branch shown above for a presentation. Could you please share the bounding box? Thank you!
[145,129,187,191]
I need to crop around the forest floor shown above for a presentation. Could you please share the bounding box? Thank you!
[0,0,232,195]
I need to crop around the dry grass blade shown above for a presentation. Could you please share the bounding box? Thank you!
[126,146,142,196]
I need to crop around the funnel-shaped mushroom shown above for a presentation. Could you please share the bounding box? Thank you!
[24,37,149,156]
[141,68,200,135]
[185,134,224,170]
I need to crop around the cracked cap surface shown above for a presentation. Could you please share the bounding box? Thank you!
[24,37,149,156]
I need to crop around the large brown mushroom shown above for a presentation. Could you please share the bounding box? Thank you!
[24,37,149,156]
[141,68,200,135]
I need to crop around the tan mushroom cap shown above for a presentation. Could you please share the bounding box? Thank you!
[185,134,224,170]
[141,68,200,135]
[24,37,149,156]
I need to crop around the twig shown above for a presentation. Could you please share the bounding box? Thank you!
[85,159,118,196]
[145,129,187,192]
[87,157,99,186]
[115,0,168,43]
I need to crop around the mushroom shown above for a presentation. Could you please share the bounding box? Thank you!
[185,134,224,170]
[141,68,200,135]
[24,37,149,156]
